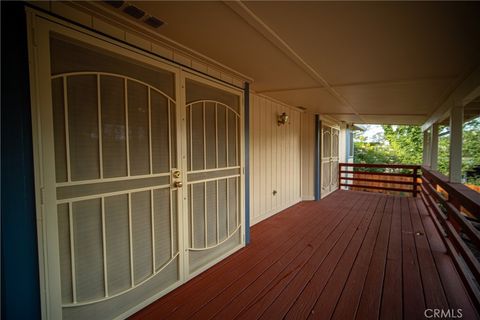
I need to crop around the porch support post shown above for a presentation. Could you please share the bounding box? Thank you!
[449,105,464,183]
[430,123,439,171]
[422,128,430,166]
[314,115,321,200]
[244,82,250,244]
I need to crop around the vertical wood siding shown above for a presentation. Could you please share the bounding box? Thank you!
[249,94,302,225]
[301,112,316,200]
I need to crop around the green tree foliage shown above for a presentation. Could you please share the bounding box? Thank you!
[382,125,423,165]
[437,118,480,184]
[354,118,480,185]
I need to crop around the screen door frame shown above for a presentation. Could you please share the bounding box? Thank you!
[27,9,245,320]
[320,122,340,199]
[27,13,187,320]
[179,71,246,280]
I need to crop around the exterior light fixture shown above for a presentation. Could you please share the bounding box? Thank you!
[278,112,289,126]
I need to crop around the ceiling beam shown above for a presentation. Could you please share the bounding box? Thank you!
[422,66,480,131]
[257,75,457,94]
[224,0,365,122]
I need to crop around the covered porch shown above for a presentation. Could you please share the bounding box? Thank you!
[132,189,478,320]
[2,2,480,320]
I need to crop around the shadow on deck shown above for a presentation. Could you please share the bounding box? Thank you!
[132,190,479,320]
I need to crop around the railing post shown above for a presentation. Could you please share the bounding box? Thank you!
[449,106,464,183]
[338,163,342,190]
[449,197,462,233]
[413,167,418,197]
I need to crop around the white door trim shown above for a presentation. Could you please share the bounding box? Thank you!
[26,10,245,320]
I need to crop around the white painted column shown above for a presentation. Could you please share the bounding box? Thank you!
[430,123,439,171]
[422,129,430,166]
[449,106,464,183]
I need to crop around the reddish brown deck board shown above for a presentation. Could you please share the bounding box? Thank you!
[241,195,379,320]
[138,196,349,319]
[355,196,394,320]
[172,192,359,320]
[401,196,426,319]
[193,191,360,319]
[212,193,371,320]
[308,195,384,319]
[283,194,377,320]
[379,196,403,320]
[130,191,479,320]
[416,198,479,319]
[260,196,385,320]
[408,197,449,311]
[330,196,388,320]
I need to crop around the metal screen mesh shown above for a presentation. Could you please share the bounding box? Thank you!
[322,126,331,158]
[192,183,206,248]
[153,188,172,269]
[51,34,180,319]
[105,195,131,296]
[322,162,331,190]
[151,90,169,174]
[205,102,217,169]
[228,111,237,167]
[217,106,227,168]
[131,191,153,284]
[128,81,149,176]
[228,177,238,234]
[68,76,100,181]
[101,76,127,178]
[217,179,228,242]
[206,181,217,246]
[58,204,72,303]
[185,79,239,113]
[73,199,104,301]
[191,103,205,171]
[52,78,67,182]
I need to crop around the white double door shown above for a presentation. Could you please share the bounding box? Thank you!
[31,18,243,320]
[321,125,339,198]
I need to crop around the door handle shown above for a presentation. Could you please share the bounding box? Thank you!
[173,181,183,188]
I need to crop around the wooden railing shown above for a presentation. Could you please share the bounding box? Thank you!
[339,163,421,197]
[421,166,480,308]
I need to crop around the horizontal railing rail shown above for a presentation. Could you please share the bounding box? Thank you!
[421,166,480,308]
[339,163,421,197]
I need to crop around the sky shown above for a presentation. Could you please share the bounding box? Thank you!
[357,124,384,142]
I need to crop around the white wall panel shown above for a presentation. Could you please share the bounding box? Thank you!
[250,94,302,225]
[301,113,316,200]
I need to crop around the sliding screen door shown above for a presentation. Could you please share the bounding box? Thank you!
[321,125,339,197]
[32,17,245,319]
[331,128,340,191]
[185,76,243,275]
[321,125,332,196]
[49,33,181,320]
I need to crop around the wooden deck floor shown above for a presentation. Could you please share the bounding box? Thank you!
[131,190,479,320]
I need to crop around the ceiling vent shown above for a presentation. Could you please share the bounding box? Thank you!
[104,1,124,9]
[103,1,166,29]
[123,5,145,19]
[144,16,164,28]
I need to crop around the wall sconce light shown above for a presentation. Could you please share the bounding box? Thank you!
[278,112,289,126]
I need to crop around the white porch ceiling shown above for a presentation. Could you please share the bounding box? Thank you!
[110,1,480,125]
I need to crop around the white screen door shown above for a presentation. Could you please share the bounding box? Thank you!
[49,33,182,320]
[321,125,339,197]
[31,17,244,320]
[184,75,244,276]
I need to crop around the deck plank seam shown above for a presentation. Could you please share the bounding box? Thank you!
[307,195,384,319]
[186,192,365,320]
[224,194,371,320]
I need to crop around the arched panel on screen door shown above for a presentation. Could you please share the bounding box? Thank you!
[30,17,244,319]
